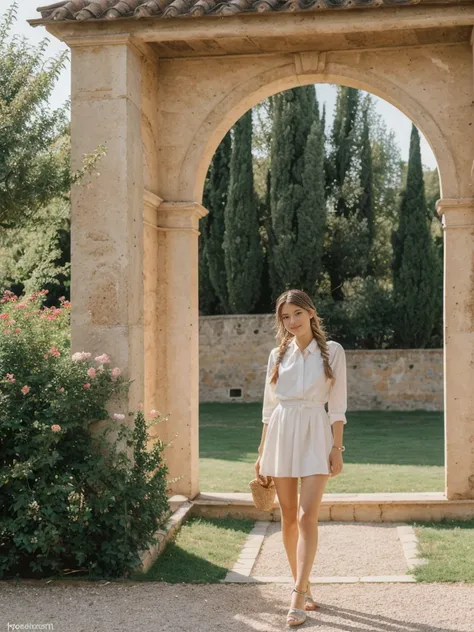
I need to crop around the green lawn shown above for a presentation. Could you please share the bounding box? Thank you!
[412,518,474,582]
[199,403,444,493]
[134,516,255,582]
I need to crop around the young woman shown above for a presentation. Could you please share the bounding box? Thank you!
[255,289,347,627]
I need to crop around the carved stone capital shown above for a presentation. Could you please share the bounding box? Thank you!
[436,198,474,230]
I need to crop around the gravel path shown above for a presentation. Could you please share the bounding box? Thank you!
[1,580,473,631]
[252,521,410,577]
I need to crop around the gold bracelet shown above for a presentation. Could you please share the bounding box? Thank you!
[332,445,345,452]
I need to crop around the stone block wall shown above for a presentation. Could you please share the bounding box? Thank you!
[199,314,443,411]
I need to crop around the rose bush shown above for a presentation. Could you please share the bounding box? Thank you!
[0,289,170,579]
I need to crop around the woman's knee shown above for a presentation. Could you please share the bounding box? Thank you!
[280,505,298,527]
[298,510,319,531]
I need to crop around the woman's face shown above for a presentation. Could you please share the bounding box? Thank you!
[280,303,315,335]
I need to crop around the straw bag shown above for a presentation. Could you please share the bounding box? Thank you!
[249,476,276,512]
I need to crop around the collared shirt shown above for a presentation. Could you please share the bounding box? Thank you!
[262,337,348,425]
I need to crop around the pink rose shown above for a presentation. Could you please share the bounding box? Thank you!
[21,385,30,395]
[149,409,161,419]
[87,367,97,379]
[83,383,91,389]
[111,367,121,379]
[51,424,61,433]
[113,413,125,420]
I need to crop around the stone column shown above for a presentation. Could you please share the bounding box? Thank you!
[69,36,146,430]
[436,198,474,500]
[153,201,209,498]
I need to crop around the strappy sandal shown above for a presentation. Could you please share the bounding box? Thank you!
[286,586,307,626]
[304,582,320,611]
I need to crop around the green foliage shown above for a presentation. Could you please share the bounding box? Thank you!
[0,3,106,230]
[0,289,170,579]
[268,86,323,297]
[201,131,232,314]
[223,111,262,313]
[392,126,440,348]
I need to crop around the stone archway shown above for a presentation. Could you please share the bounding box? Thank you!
[30,2,474,510]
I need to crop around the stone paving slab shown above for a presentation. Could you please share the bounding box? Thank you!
[1,581,473,632]
[252,521,411,577]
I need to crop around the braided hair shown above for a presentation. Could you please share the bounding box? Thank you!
[269,289,335,386]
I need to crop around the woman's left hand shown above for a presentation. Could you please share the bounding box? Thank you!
[329,447,343,477]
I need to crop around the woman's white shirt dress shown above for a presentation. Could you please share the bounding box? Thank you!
[259,338,347,478]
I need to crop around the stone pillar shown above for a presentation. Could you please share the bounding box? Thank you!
[436,198,474,500]
[154,201,209,498]
[69,36,146,429]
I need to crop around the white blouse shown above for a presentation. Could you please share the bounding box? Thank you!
[262,338,348,425]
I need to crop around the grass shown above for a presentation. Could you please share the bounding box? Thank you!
[412,518,474,583]
[199,403,444,493]
[135,516,255,582]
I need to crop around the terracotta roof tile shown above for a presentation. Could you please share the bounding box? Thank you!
[36,0,424,21]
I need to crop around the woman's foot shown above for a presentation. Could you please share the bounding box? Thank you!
[304,583,319,611]
[287,586,307,626]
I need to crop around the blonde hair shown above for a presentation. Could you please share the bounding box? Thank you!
[269,289,335,386]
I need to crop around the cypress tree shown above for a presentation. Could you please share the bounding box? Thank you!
[298,118,326,294]
[223,111,262,313]
[359,106,375,273]
[392,125,438,347]
[329,86,360,218]
[199,173,219,315]
[204,131,232,313]
[268,85,321,297]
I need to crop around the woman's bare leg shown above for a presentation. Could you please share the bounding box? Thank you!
[290,474,329,611]
[273,477,298,580]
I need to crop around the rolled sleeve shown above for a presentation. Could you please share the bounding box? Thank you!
[328,343,348,425]
[262,348,278,424]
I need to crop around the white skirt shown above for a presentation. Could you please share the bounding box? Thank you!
[259,399,334,478]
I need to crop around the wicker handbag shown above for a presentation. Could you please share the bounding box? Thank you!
[249,476,276,512]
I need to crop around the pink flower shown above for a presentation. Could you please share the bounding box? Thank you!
[137,402,143,411]
[4,328,10,334]
[87,367,97,379]
[51,424,61,433]
[21,385,30,395]
[149,409,161,419]
[59,387,65,393]
[44,354,49,359]
[94,353,110,364]
[5,373,15,383]
[113,413,125,420]
[49,347,61,358]
[47,314,55,321]
[72,352,91,362]
[63,301,71,308]
[14,303,27,310]
[0,314,8,320]
[111,367,121,379]
[13,328,21,334]
[83,383,91,389]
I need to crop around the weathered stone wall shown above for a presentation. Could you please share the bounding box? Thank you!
[199,315,443,411]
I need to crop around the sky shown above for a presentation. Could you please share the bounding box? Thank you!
[10,0,437,170]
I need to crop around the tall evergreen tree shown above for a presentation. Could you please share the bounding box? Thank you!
[329,86,360,218]
[298,119,326,294]
[199,173,219,315]
[223,111,262,313]
[359,106,375,274]
[391,125,439,347]
[268,86,322,297]
[202,131,232,313]
[324,86,369,301]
